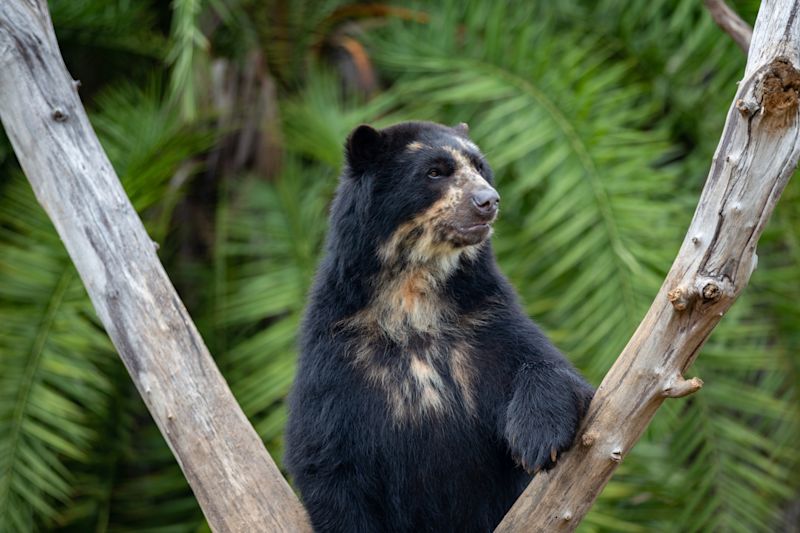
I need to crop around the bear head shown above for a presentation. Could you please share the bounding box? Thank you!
[340,121,500,274]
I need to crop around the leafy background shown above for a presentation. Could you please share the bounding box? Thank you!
[0,0,798,531]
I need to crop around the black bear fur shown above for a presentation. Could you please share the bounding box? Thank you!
[285,121,594,533]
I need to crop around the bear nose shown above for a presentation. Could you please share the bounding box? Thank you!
[471,187,500,216]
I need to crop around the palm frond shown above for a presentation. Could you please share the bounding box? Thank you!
[215,162,329,459]
[102,417,203,533]
[665,301,800,532]
[0,177,114,531]
[167,0,212,122]
[49,0,164,57]
[245,0,350,86]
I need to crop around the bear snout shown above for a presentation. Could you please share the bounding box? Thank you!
[471,187,500,219]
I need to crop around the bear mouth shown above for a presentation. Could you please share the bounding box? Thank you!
[451,222,493,246]
[460,222,491,233]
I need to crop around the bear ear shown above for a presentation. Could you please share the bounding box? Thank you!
[453,122,469,137]
[346,124,384,175]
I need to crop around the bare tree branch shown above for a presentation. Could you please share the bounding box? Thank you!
[495,0,800,530]
[705,0,754,53]
[0,2,311,531]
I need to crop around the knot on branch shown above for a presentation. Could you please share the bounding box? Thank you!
[759,57,800,129]
[51,108,68,122]
[667,286,691,311]
[696,276,735,305]
[663,375,704,398]
[701,282,721,302]
[737,98,760,116]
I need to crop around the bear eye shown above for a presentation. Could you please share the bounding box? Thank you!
[427,168,443,179]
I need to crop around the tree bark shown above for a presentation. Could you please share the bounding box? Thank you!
[0,2,311,532]
[496,0,800,531]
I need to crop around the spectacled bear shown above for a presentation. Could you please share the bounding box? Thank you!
[285,121,594,533]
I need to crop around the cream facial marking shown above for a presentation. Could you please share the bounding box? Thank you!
[377,191,465,275]
[444,146,491,207]
[406,141,429,152]
[443,146,492,191]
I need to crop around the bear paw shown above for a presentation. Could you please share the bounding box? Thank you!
[505,372,594,474]
[509,427,575,474]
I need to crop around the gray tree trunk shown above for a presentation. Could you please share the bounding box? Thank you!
[0,1,311,531]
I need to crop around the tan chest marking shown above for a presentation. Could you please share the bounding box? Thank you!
[350,340,478,425]
[409,355,446,414]
[448,341,477,414]
[378,268,452,342]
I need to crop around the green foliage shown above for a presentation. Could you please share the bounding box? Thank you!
[0,178,113,532]
[49,0,164,57]
[167,0,212,122]
[243,0,352,86]
[213,161,330,459]
[0,0,798,531]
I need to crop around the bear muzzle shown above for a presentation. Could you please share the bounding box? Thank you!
[452,185,500,245]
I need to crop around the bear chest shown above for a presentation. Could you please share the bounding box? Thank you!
[350,336,479,424]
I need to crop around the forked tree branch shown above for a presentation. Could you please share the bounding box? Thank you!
[496,0,800,530]
[705,0,754,53]
[0,1,311,531]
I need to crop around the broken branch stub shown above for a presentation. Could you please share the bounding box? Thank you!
[496,0,800,531]
[0,1,311,531]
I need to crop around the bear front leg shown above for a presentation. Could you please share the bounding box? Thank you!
[503,361,594,473]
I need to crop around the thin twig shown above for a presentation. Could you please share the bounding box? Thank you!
[704,0,753,53]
